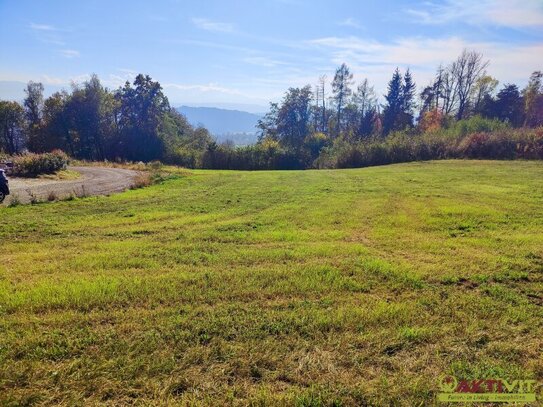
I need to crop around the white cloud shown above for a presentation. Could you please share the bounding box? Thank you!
[117,68,139,75]
[29,23,56,31]
[407,0,543,28]
[38,73,127,89]
[59,49,80,58]
[163,82,245,96]
[34,74,90,86]
[161,82,272,105]
[307,35,543,96]
[29,22,66,45]
[192,18,234,33]
[41,75,68,85]
[243,56,289,68]
[338,18,362,29]
[107,70,138,88]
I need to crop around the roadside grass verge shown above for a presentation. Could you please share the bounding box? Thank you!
[38,169,81,181]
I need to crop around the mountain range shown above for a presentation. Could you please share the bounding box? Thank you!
[176,106,262,145]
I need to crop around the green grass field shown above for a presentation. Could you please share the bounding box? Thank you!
[1,160,542,406]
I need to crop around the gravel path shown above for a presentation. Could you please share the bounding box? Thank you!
[3,166,139,205]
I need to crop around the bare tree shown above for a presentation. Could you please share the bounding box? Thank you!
[450,50,489,119]
[319,75,326,133]
[353,79,377,117]
[441,67,458,115]
[353,79,378,137]
[432,64,445,111]
[431,51,488,119]
[314,84,320,130]
[331,64,353,135]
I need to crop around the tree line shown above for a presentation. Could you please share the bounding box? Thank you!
[1,49,542,170]
[253,49,542,169]
[0,74,213,165]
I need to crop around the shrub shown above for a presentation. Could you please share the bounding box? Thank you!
[201,143,303,170]
[317,126,543,169]
[510,127,543,159]
[131,172,152,189]
[12,150,69,177]
[418,109,445,133]
[442,115,509,138]
[457,132,512,159]
[147,160,163,171]
[455,128,543,160]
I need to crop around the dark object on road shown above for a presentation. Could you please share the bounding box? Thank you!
[0,161,14,174]
[0,169,9,203]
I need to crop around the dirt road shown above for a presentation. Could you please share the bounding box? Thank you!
[3,166,139,205]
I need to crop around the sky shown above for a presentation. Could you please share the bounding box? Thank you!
[0,0,542,112]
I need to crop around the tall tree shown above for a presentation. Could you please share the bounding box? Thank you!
[276,86,313,150]
[493,84,524,126]
[471,75,498,114]
[401,69,416,127]
[354,79,377,118]
[257,102,279,142]
[42,91,74,154]
[23,81,44,151]
[258,86,313,152]
[318,75,327,133]
[67,75,112,159]
[523,71,543,127]
[353,79,378,137]
[440,68,457,115]
[419,85,436,117]
[116,74,170,161]
[451,50,489,119]
[331,63,353,135]
[0,101,25,154]
[433,65,445,111]
[382,68,403,134]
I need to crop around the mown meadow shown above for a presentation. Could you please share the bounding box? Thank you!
[1,160,542,405]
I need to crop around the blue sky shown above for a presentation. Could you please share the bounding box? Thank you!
[1,0,542,111]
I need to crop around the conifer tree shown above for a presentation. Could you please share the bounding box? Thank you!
[401,69,416,128]
[382,68,402,134]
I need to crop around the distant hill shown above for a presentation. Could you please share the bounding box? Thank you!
[177,106,262,145]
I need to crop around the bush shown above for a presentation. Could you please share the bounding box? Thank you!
[317,126,543,169]
[442,115,509,138]
[131,172,152,189]
[418,109,445,133]
[201,143,303,170]
[12,150,69,177]
[163,148,202,168]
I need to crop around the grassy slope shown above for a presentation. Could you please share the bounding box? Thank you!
[1,160,542,406]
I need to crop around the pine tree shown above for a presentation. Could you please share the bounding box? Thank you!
[382,68,402,135]
[401,69,416,128]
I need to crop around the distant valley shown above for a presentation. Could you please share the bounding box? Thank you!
[176,106,262,145]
